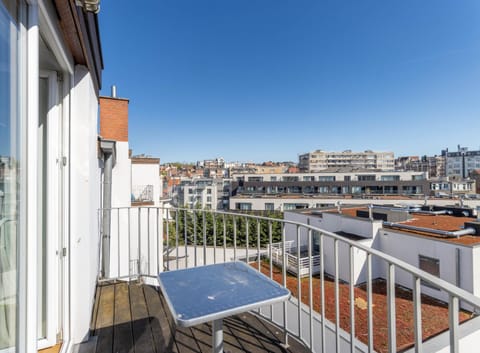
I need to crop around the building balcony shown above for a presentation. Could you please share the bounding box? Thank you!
[95,207,480,353]
[131,185,155,206]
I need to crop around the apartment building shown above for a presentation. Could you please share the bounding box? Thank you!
[231,170,429,204]
[444,146,480,178]
[174,177,231,209]
[430,177,476,196]
[396,155,446,177]
[299,149,395,172]
[1,0,103,351]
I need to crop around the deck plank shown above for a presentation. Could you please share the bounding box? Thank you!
[143,285,174,352]
[94,284,115,353]
[129,283,156,353]
[113,282,134,353]
[92,282,308,353]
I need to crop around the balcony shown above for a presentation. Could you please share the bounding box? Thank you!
[131,185,155,206]
[95,207,480,353]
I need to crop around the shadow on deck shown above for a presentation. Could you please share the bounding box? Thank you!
[90,281,309,353]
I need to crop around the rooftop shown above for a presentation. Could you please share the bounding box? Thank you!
[259,263,473,353]
[329,206,480,246]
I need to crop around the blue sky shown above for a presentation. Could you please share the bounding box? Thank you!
[99,0,480,163]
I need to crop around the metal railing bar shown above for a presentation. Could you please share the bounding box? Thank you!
[184,209,188,269]
[387,263,396,353]
[334,238,340,353]
[449,295,459,353]
[297,225,302,338]
[308,228,313,351]
[137,208,141,275]
[413,275,423,353]
[246,218,249,263]
[257,220,261,271]
[203,210,207,266]
[349,245,355,353]
[320,233,326,353]
[213,213,217,264]
[128,208,131,280]
[148,207,151,274]
[282,222,288,347]
[194,211,197,267]
[269,220,273,322]
[234,216,237,261]
[367,252,373,353]
[175,209,179,269]
[157,208,160,274]
[117,209,120,278]
[223,213,226,262]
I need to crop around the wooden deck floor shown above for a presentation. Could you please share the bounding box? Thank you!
[91,281,309,353]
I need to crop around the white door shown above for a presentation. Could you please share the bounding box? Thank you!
[37,71,63,349]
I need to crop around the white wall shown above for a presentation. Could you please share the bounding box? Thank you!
[111,141,131,207]
[230,196,480,211]
[378,229,476,307]
[131,162,160,206]
[69,66,101,343]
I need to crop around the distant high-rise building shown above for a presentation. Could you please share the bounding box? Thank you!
[443,146,480,178]
[299,149,394,172]
[395,155,445,178]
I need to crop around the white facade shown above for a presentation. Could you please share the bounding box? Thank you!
[0,1,104,352]
[445,147,480,178]
[175,177,230,209]
[284,208,480,309]
[131,158,161,206]
[232,170,425,182]
[299,150,395,172]
[230,195,480,212]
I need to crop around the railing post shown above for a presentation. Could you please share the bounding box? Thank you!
[387,263,396,353]
[367,253,373,353]
[413,276,423,353]
[449,295,459,353]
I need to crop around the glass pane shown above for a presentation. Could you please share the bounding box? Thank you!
[0,0,19,350]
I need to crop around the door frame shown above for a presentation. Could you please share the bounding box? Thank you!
[37,70,61,350]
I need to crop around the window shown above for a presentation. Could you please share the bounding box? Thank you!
[270,176,277,181]
[265,203,274,211]
[358,175,376,181]
[318,176,335,181]
[207,188,212,194]
[236,202,252,211]
[419,255,440,289]
[381,175,400,181]
[1,1,20,349]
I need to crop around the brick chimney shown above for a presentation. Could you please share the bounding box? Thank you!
[99,86,129,142]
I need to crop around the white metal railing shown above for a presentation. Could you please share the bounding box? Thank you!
[98,206,480,353]
[270,241,321,277]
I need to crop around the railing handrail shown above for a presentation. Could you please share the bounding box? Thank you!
[98,206,480,309]
[99,205,480,353]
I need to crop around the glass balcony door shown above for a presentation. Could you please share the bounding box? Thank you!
[0,0,19,351]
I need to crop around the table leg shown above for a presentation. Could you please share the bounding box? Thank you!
[212,319,223,353]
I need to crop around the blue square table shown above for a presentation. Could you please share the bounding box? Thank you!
[158,261,290,353]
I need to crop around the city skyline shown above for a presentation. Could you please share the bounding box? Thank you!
[99,0,480,163]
